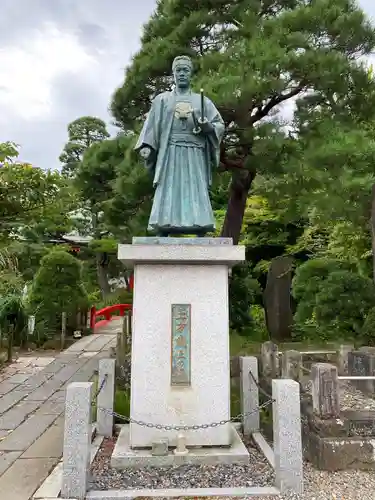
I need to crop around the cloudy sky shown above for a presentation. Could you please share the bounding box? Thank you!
[0,0,374,171]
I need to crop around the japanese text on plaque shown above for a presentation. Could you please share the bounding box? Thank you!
[171,304,191,386]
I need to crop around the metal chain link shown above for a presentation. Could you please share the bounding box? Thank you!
[96,398,274,431]
[91,373,108,405]
[248,369,273,399]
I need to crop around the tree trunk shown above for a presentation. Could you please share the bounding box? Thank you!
[220,170,256,244]
[96,253,111,298]
[91,209,111,298]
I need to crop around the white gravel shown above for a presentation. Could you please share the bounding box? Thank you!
[339,380,375,411]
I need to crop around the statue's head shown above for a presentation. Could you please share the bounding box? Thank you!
[172,56,192,90]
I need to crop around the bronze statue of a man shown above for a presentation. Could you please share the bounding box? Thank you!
[135,55,225,237]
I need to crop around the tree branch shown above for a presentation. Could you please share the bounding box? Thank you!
[249,84,306,125]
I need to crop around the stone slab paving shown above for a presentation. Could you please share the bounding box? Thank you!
[0,333,116,499]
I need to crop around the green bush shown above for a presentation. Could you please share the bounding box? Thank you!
[94,288,133,311]
[0,294,27,346]
[292,258,375,341]
[229,263,262,334]
[292,258,353,309]
[292,258,354,338]
[362,307,375,344]
[314,271,375,340]
[114,388,130,421]
[27,249,88,338]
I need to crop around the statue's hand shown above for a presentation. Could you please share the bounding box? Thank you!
[139,146,152,159]
[197,117,213,135]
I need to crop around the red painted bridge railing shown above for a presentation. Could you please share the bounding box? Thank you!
[90,303,132,329]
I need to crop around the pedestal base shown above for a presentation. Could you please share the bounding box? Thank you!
[118,238,246,449]
[111,424,250,469]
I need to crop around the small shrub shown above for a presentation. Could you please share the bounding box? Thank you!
[95,288,133,311]
[27,249,88,335]
[0,294,27,346]
[114,388,130,421]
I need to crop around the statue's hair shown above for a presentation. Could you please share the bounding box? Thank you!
[172,55,193,72]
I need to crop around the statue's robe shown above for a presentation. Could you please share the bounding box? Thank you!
[135,89,225,235]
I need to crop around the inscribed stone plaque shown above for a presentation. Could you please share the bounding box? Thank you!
[171,304,191,386]
[348,420,375,437]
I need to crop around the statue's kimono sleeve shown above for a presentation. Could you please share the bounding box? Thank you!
[134,94,163,172]
[205,98,225,169]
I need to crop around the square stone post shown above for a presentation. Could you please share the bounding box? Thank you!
[272,379,303,495]
[311,363,339,419]
[97,359,115,437]
[240,356,259,437]
[261,341,279,379]
[351,348,375,393]
[61,382,93,500]
[281,350,302,381]
[337,344,354,375]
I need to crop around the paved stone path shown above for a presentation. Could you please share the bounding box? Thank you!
[0,333,116,500]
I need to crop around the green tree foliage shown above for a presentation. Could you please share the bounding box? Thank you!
[74,134,143,296]
[110,0,375,244]
[59,116,110,177]
[0,247,24,297]
[27,249,88,336]
[0,144,63,238]
[104,134,153,239]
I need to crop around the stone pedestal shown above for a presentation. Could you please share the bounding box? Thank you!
[118,237,245,449]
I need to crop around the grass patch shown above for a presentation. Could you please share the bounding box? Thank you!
[90,374,130,423]
[229,331,342,356]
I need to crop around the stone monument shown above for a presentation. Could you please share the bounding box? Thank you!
[114,56,248,467]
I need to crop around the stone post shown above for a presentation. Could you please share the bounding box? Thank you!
[337,344,354,375]
[61,382,93,500]
[272,379,303,495]
[61,312,67,351]
[281,350,302,381]
[240,356,259,437]
[311,363,339,419]
[116,312,131,389]
[352,348,375,393]
[116,320,127,368]
[97,359,115,437]
[260,341,279,379]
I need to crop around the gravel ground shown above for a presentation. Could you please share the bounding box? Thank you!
[340,380,375,411]
[90,381,375,499]
[90,435,375,499]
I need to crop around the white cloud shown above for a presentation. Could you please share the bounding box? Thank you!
[0,22,96,121]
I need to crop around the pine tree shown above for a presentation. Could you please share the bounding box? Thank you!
[111,0,375,243]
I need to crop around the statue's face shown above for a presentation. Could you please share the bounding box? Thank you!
[173,63,191,89]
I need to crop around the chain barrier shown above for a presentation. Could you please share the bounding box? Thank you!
[96,396,274,431]
[98,399,273,430]
[248,369,273,400]
[91,373,108,405]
